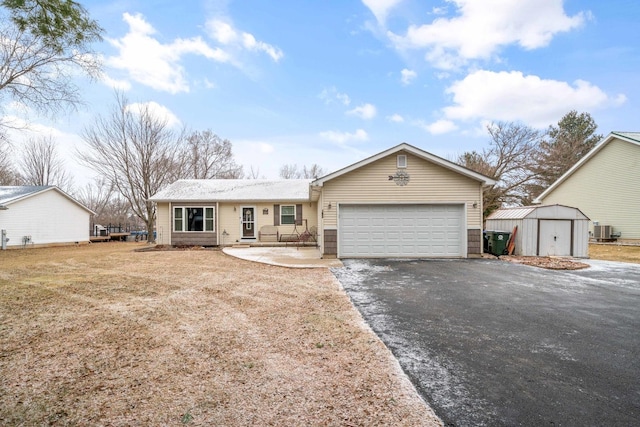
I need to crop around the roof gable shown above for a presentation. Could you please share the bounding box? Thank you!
[149,179,313,202]
[534,132,640,203]
[311,143,496,186]
[0,186,94,214]
[0,186,49,206]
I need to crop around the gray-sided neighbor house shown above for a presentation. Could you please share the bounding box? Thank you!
[485,205,590,257]
[150,143,496,258]
[0,186,94,249]
[534,132,640,243]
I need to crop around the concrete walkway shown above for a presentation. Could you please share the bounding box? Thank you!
[223,246,343,268]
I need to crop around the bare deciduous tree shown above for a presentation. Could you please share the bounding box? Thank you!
[19,135,73,191]
[76,177,142,231]
[0,138,21,184]
[302,163,325,179]
[78,93,184,243]
[76,178,114,218]
[245,165,263,179]
[458,122,541,217]
[279,164,300,179]
[185,130,243,179]
[279,163,325,179]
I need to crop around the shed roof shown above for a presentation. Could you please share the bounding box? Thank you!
[149,179,313,203]
[0,186,94,214]
[486,206,537,219]
[487,204,589,220]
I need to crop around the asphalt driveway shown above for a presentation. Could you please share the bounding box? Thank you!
[332,258,640,426]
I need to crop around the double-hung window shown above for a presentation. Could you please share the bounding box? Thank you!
[174,206,215,232]
[280,205,295,225]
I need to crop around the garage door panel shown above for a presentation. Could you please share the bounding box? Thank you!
[339,204,464,258]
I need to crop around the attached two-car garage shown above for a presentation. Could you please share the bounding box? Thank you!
[338,204,466,258]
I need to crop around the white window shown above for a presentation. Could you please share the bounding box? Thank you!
[280,205,295,225]
[174,207,215,232]
[397,154,407,168]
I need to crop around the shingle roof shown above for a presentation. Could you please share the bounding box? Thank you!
[0,186,50,207]
[149,179,313,202]
[612,131,640,142]
[0,186,94,213]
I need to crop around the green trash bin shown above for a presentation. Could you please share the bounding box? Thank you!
[486,230,511,256]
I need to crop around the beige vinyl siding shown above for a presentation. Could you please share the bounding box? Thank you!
[218,202,318,244]
[321,152,483,229]
[541,138,640,240]
[155,202,171,245]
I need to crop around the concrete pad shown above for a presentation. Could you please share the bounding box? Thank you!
[223,246,343,268]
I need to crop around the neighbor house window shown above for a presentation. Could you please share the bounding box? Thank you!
[174,206,215,232]
[397,154,407,168]
[280,205,295,225]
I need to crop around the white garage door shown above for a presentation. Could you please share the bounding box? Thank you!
[338,204,465,258]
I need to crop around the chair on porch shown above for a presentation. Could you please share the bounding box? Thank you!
[259,225,279,242]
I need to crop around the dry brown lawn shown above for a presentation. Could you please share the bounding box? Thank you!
[0,243,440,426]
[588,243,640,264]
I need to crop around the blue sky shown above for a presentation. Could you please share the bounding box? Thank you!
[7,0,640,183]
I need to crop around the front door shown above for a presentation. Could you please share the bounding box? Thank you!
[241,207,256,238]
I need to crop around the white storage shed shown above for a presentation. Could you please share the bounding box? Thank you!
[485,204,590,257]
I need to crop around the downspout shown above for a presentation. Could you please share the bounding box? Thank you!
[1,205,8,250]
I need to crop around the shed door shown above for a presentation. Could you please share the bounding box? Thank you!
[538,220,572,256]
[338,204,465,258]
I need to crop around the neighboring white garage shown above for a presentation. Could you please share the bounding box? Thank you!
[338,203,465,258]
[0,186,93,249]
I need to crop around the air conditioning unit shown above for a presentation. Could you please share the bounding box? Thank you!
[594,225,612,241]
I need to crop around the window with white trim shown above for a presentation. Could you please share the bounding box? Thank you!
[397,154,407,168]
[174,206,215,232]
[280,205,295,225]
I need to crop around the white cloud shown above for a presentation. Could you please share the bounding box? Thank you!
[206,19,283,62]
[106,13,230,94]
[442,70,626,128]
[336,93,351,106]
[254,142,275,154]
[386,0,587,69]
[419,119,458,135]
[319,87,351,106]
[126,101,182,128]
[387,113,404,123]
[241,33,284,61]
[319,129,369,144]
[101,74,132,91]
[346,103,377,120]
[400,68,417,85]
[362,0,403,25]
[208,19,237,44]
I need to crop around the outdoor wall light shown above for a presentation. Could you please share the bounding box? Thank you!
[328,203,332,209]
[263,208,269,215]
[472,201,478,208]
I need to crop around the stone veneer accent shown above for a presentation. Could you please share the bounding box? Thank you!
[323,229,337,256]
[467,229,482,255]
